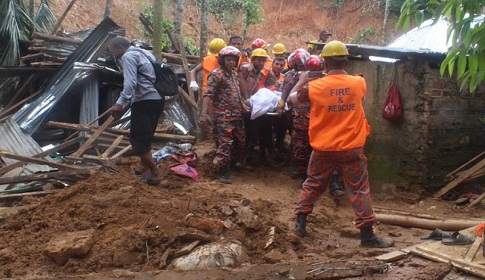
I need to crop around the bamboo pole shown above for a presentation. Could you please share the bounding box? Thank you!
[376,213,484,231]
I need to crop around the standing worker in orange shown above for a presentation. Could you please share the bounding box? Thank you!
[189,38,227,101]
[288,41,394,248]
[240,48,277,164]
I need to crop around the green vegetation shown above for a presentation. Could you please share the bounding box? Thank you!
[141,4,198,55]
[397,0,485,92]
[199,0,264,38]
[350,27,378,44]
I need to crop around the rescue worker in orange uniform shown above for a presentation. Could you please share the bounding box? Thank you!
[288,41,394,248]
[189,38,227,101]
[240,48,277,164]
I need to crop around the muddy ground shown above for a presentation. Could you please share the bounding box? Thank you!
[0,140,483,279]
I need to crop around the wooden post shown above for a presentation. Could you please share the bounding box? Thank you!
[51,0,78,35]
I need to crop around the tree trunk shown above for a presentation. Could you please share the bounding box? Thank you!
[242,9,250,42]
[152,0,165,59]
[104,0,113,18]
[382,0,390,40]
[199,0,208,60]
[173,0,185,38]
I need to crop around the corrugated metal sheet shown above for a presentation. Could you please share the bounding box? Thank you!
[79,73,99,126]
[0,118,53,174]
[387,15,485,53]
[12,17,123,135]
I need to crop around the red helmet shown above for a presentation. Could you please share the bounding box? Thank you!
[251,38,269,50]
[218,46,241,67]
[289,49,310,68]
[306,55,323,71]
[219,46,242,58]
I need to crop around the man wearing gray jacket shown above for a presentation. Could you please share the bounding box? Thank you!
[109,36,164,185]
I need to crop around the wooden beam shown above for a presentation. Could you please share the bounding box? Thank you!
[446,151,485,179]
[101,135,124,158]
[33,32,83,45]
[51,0,78,35]
[110,145,132,159]
[71,116,115,158]
[48,120,196,142]
[0,135,84,176]
[376,213,483,231]
[0,151,85,171]
[0,169,91,185]
[0,190,56,202]
[0,88,42,119]
[434,158,485,198]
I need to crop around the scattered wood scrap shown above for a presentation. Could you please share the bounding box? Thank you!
[411,226,485,278]
[434,151,485,198]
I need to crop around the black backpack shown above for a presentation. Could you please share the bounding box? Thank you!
[130,48,179,97]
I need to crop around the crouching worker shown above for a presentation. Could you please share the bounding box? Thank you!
[199,46,246,184]
[288,41,394,248]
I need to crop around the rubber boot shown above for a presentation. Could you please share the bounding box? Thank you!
[329,172,344,197]
[218,165,232,184]
[360,226,394,248]
[229,160,243,175]
[293,213,308,237]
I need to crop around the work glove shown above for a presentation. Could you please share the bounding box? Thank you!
[189,81,199,91]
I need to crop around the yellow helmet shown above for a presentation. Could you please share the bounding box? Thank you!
[251,48,270,59]
[272,43,286,55]
[319,40,349,60]
[207,38,227,56]
[307,40,318,50]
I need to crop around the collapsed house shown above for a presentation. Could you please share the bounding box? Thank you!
[0,17,198,191]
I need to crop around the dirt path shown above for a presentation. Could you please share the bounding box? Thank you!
[0,141,483,279]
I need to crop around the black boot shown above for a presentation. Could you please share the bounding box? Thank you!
[360,226,394,248]
[293,213,308,237]
[219,165,231,184]
[229,161,243,175]
[329,172,344,197]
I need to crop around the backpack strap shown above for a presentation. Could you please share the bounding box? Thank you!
[128,48,156,85]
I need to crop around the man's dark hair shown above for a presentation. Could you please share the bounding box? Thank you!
[110,36,131,48]
[325,58,347,68]
[229,35,243,42]
[273,57,286,63]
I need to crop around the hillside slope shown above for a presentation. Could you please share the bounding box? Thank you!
[48,0,403,52]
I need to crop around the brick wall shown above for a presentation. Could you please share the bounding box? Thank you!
[346,60,485,191]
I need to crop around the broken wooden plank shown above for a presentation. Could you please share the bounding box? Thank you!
[33,32,83,45]
[0,88,42,119]
[172,240,200,258]
[0,169,91,185]
[468,193,485,208]
[159,248,174,269]
[446,151,485,179]
[0,135,84,176]
[110,145,132,160]
[71,116,115,158]
[434,157,485,198]
[412,246,485,278]
[0,150,85,171]
[375,240,437,262]
[101,135,124,158]
[465,238,482,262]
[0,190,56,202]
